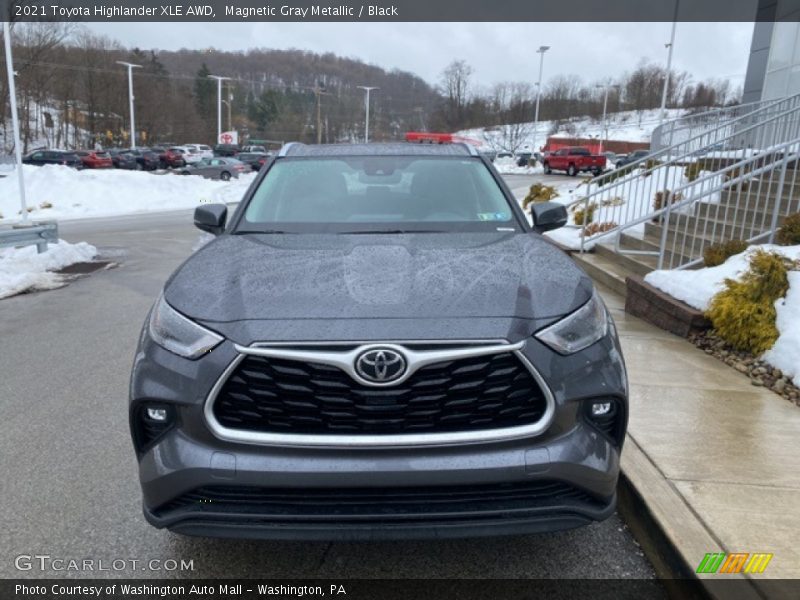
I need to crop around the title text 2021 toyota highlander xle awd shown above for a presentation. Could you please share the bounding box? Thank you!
[129,142,628,540]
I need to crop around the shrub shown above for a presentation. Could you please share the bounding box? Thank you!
[522,183,559,209]
[583,221,618,237]
[703,240,749,267]
[39,201,53,209]
[644,158,662,173]
[684,162,703,182]
[706,250,797,354]
[596,163,635,187]
[777,212,800,246]
[652,190,683,220]
[572,201,597,226]
[600,196,625,207]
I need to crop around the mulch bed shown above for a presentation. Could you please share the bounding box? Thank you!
[688,329,800,407]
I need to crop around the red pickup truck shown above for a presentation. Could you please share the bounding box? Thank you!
[542,147,606,177]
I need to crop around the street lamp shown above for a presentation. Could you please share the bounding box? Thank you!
[208,74,231,142]
[116,61,142,149]
[595,82,620,155]
[531,45,550,156]
[356,86,379,143]
[658,0,680,127]
[4,22,28,223]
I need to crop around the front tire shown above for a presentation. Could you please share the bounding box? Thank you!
[567,164,577,177]
[543,162,552,174]
[220,171,231,181]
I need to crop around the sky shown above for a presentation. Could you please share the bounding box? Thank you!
[87,22,755,90]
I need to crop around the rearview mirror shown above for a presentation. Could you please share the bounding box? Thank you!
[194,204,227,236]
[530,202,568,234]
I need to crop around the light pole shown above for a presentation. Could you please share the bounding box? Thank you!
[116,61,141,149]
[659,0,680,127]
[595,82,620,155]
[208,75,231,142]
[531,45,550,156]
[4,22,28,223]
[356,86,379,143]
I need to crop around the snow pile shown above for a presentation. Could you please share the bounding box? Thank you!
[763,271,800,386]
[493,156,543,175]
[0,239,97,299]
[0,165,256,223]
[644,245,800,311]
[645,244,800,386]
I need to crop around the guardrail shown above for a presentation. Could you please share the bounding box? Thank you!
[0,221,58,253]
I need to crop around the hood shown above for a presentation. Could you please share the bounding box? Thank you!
[164,232,593,323]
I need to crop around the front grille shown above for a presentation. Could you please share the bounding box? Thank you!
[156,480,602,519]
[212,351,548,435]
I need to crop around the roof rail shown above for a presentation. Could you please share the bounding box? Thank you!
[278,142,304,157]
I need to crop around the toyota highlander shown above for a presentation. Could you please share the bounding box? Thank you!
[129,141,628,540]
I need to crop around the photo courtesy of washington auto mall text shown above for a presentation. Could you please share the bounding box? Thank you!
[2,0,799,599]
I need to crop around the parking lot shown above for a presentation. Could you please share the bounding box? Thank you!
[0,173,660,584]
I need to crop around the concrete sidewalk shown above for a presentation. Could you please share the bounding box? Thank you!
[598,285,800,598]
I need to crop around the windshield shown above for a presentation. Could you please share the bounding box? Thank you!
[239,156,519,233]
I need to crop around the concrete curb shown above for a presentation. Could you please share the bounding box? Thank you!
[621,435,762,600]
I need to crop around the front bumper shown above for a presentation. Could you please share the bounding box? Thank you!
[131,322,627,540]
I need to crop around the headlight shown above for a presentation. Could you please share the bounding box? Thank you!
[535,290,609,355]
[148,293,223,359]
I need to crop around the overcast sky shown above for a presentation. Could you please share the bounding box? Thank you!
[87,22,755,90]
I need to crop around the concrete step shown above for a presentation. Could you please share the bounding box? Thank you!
[666,212,785,239]
[594,243,659,277]
[571,251,630,297]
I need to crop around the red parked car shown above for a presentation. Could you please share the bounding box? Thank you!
[76,150,113,169]
[158,147,186,169]
[542,147,606,177]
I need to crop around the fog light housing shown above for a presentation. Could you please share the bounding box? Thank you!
[584,398,626,447]
[590,402,613,417]
[131,404,175,454]
[146,407,168,422]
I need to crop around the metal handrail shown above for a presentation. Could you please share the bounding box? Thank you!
[573,96,800,256]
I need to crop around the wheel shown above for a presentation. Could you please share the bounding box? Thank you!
[181,170,190,175]
[592,168,602,177]
[615,161,624,169]
[543,162,552,174]
[567,164,577,177]
[220,171,231,181]
[135,162,143,171]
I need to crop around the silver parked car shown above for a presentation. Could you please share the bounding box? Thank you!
[180,157,249,181]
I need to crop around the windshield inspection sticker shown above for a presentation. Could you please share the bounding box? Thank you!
[477,212,510,221]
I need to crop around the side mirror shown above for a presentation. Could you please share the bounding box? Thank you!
[194,204,227,236]
[531,201,568,233]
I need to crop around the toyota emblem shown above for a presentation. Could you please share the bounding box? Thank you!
[355,348,407,384]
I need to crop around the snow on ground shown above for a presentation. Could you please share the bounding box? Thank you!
[0,165,256,223]
[644,245,800,386]
[493,156,543,175]
[763,271,800,386]
[0,239,97,299]
[458,108,688,152]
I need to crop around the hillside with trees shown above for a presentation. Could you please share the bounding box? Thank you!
[0,23,741,153]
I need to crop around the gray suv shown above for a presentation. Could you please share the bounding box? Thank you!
[130,142,628,540]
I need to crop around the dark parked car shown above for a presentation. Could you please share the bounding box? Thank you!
[127,148,160,171]
[130,142,628,541]
[22,149,82,168]
[76,150,113,169]
[108,149,138,170]
[213,143,240,157]
[236,151,269,171]
[615,149,650,168]
[179,157,249,180]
